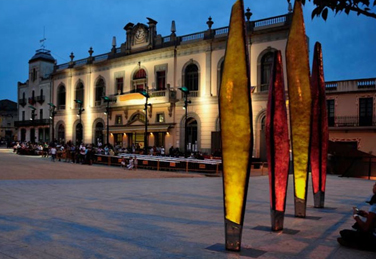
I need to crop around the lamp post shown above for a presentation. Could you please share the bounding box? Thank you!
[140,91,151,155]
[48,103,56,142]
[102,96,116,145]
[29,105,36,143]
[178,87,191,157]
[74,99,84,144]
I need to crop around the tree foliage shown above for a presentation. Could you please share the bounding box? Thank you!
[300,0,376,20]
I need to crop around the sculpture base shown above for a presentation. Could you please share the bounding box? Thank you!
[294,197,306,218]
[313,191,325,208]
[225,219,242,251]
[270,209,285,231]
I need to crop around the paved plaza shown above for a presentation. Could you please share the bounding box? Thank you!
[0,147,375,258]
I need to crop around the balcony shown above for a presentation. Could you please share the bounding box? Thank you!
[117,89,176,106]
[36,95,45,104]
[329,115,376,128]
[28,97,36,105]
[19,98,26,107]
[14,119,51,127]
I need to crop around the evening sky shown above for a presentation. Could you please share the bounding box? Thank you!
[0,0,375,102]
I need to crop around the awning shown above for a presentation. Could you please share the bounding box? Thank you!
[108,124,174,133]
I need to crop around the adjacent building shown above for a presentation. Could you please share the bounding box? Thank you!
[0,99,18,142]
[15,49,55,143]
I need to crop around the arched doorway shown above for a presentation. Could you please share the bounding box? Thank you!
[75,123,83,145]
[21,128,26,142]
[30,128,35,143]
[94,122,104,146]
[187,117,198,152]
[57,124,65,143]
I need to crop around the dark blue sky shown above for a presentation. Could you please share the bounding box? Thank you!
[0,0,375,102]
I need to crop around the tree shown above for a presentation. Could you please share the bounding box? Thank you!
[299,0,376,20]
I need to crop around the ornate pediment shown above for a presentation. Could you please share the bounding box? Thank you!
[132,24,149,47]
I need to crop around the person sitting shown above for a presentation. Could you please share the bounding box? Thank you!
[337,182,376,251]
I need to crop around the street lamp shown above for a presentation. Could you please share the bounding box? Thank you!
[29,105,37,121]
[140,91,151,155]
[102,96,116,146]
[48,103,56,142]
[29,105,37,144]
[74,99,84,144]
[178,86,191,157]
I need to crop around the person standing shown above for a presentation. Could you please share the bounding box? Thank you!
[133,156,138,170]
[50,146,57,162]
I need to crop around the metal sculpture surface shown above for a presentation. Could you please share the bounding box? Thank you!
[219,0,253,251]
[266,51,290,230]
[310,42,328,208]
[286,1,312,218]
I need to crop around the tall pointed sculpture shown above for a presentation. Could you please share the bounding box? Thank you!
[310,42,328,208]
[219,0,253,251]
[286,0,312,218]
[266,51,290,231]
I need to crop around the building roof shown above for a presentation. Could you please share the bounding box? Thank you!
[0,99,17,112]
[29,49,55,63]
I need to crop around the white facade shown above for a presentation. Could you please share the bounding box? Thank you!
[48,13,292,157]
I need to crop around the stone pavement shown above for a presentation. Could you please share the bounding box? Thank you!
[0,147,375,258]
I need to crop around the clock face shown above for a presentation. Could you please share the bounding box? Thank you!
[135,28,146,41]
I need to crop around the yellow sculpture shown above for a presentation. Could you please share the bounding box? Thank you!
[286,0,312,217]
[219,0,253,251]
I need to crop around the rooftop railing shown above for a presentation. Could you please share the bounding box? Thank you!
[326,78,376,92]
[54,14,291,71]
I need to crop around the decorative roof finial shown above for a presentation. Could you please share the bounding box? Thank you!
[171,20,176,33]
[206,16,213,30]
[288,0,293,13]
[88,47,94,57]
[70,52,75,62]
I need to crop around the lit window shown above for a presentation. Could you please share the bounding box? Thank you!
[156,113,165,123]
[115,115,123,125]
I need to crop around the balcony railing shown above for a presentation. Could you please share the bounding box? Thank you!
[19,98,27,107]
[58,105,65,110]
[14,119,51,127]
[36,95,45,104]
[54,14,291,71]
[329,115,376,127]
[28,97,36,105]
[326,78,376,92]
[357,79,376,89]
